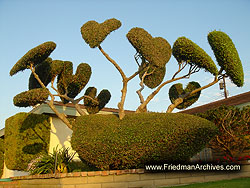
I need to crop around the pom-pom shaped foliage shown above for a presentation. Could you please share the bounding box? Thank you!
[169,81,201,109]
[10,41,56,76]
[208,30,244,87]
[57,62,92,103]
[139,63,166,89]
[84,87,111,114]
[172,37,218,75]
[71,113,217,170]
[29,59,65,89]
[127,27,171,68]
[4,113,50,171]
[81,18,121,48]
[13,88,49,107]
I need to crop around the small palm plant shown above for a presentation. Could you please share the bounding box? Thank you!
[28,146,75,175]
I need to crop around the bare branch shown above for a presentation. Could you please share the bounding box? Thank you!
[98,45,126,80]
[30,64,73,129]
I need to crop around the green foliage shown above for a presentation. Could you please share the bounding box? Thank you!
[139,62,166,89]
[196,105,250,158]
[29,59,65,89]
[4,113,50,171]
[57,62,92,104]
[172,37,218,75]
[127,27,171,68]
[81,18,121,48]
[169,81,201,109]
[71,113,217,170]
[208,30,244,87]
[0,138,4,177]
[10,41,56,76]
[13,88,49,107]
[28,146,75,175]
[84,87,111,114]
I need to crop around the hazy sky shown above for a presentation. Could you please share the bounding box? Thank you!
[0,0,250,129]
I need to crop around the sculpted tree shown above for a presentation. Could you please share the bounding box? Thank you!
[10,42,111,129]
[80,18,244,119]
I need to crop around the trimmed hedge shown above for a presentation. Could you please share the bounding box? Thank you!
[169,81,201,109]
[13,88,49,107]
[71,113,217,170]
[10,41,56,76]
[4,113,50,171]
[172,37,218,75]
[208,30,244,87]
[81,18,121,48]
[0,138,4,177]
[127,27,171,68]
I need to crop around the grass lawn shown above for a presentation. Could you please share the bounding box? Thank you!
[162,178,250,188]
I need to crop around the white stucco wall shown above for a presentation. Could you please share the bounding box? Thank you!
[1,161,28,179]
[49,117,80,160]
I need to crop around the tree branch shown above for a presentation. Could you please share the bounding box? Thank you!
[30,65,73,129]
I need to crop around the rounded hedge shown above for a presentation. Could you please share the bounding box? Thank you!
[10,41,56,76]
[71,113,217,170]
[169,81,201,109]
[172,37,218,75]
[13,88,49,107]
[81,18,121,48]
[208,30,244,87]
[127,27,171,68]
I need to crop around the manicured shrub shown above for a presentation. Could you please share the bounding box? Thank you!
[71,113,217,170]
[196,105,250,158]
[208,30,244,87]
[169,81,201,109]
[10,41,56,76]
[139,62,166,89]
[0,138,4,177]
[81,18,121,48]
[13,88,49,107]
[84,87,111,114]
[29,58,65,89]
[173,37,218,75]
[4,113,50,171]
[127,27,171,68]
[57,62,92,104]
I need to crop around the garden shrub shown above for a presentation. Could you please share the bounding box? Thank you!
[0,138,4,177]
[196,105,250,158]
[71,113,217,170]
[4,112,50,171]
[208,31,244,87]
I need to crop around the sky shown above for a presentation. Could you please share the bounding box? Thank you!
[0,0,250,129]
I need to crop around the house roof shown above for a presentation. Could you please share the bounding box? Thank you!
[30,102,135,117]
[180,91,250,114]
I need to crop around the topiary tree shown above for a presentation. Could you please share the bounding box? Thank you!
[80,18,244,119]
[10,41,111,129]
